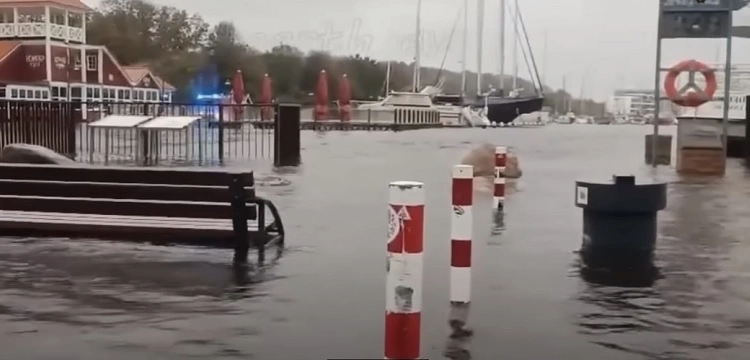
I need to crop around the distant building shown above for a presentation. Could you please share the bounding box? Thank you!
[0,0,175,102]
[606,89,674,118]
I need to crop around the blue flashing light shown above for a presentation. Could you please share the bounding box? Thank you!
[196,93,224,100]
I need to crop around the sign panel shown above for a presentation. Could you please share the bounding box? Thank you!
[661,0,732,12]
[660,11,730,38]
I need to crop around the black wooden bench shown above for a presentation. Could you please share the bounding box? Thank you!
[0,163,285,264]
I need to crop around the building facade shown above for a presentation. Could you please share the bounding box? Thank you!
[0,0,174,103]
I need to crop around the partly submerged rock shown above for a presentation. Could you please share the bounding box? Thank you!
[0,143,77,165]
[255,175,291,187]
[460,143,522,178]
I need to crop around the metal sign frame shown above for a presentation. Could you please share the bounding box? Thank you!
[653,0,733,167]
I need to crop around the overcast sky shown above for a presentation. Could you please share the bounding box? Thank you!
[87,0,750,101]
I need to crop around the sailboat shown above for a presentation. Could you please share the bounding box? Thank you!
[474,0,544,124]
[355,0,444,124]
[423,0,480,126]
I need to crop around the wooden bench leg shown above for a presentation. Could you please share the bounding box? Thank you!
[252,198,286,263]
[257,201,266,264]
[230,175,250,266]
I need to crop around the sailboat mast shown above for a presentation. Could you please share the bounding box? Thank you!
[385,61,391,96]
[460,0,468,97]
[579,73,585,114]
[412,0,422,92]
[476,0,484,95]
[499,0,505,92]
[511,0,518,90]
[542,29,547,91]
[563,75,571,112]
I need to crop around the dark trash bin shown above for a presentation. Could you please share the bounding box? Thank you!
[574,175,667,274]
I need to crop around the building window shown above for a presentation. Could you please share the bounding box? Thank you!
[94,88,101,98]
[10,89,17,98]
[71,87,81,99]
[86,55,97,71]
[0,87,5,99]
[19,89,26,98]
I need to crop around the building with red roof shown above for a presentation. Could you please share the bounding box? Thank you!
[0,0,175,102]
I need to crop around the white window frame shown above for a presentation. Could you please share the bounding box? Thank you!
[6,85,50,101]
[86,55,97,71]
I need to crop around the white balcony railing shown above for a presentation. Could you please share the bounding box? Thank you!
[0,23,85,42]
[17,23,45,37]
[68,27,83,42]
[49,23,65,38]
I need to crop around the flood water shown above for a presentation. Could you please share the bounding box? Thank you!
[2,125,750,360]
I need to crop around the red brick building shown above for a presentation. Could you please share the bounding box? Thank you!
[0,0,174,102]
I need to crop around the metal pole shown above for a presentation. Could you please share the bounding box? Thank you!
[651,1,664,167]
[476,0,484,94]
[412,0,422,92]
[499,0,505,92]
[511,0,518,90]
[721,11,733,161]
[460,0,468,97]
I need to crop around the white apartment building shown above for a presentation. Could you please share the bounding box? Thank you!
[606,89,674,117]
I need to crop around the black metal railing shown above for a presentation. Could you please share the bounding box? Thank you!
[0,100,300,167]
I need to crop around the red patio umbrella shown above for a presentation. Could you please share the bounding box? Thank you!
[314,70,328,121]
[231,70,245,121]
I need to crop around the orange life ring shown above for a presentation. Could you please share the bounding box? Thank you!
[663,59,717,108]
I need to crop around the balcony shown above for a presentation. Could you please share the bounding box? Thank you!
[0,6,86,43]
[0,23,85,42]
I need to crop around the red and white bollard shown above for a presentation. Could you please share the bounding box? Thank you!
[450,165,473,303]
[385,181,425,360]
[494,146,507,210]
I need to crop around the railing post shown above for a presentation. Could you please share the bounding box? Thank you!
[274,104,301,167]
[218,104,225,164]
[67,101,77,158]
[745,96,750,165]
[140,103,150,165]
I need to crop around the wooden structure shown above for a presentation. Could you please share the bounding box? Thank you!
[675,119,726,175]
[679,147,726,175]
[0,163,285,264]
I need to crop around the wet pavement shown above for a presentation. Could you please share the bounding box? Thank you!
[2,124,750,359]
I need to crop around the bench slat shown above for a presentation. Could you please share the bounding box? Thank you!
[0,210,279,247]
[0,179,253,203]
[0,195,258,219]
[0,210,268,230]
[0,163,254,187]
